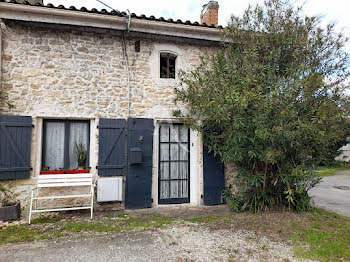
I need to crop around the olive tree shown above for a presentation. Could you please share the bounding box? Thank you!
[174,0,350,211]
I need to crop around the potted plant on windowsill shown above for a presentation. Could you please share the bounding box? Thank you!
[74,142,87,170]
[40,167,65,175]
[0,185,21,221]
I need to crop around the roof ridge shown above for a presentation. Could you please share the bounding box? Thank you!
[0,0,223,29]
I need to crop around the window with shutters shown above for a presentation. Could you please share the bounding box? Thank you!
[42,120,90,170]
[98,118,126,177]
[0,115,32,180]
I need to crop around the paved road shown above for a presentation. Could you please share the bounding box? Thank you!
[0,231,178,262]
[309,170,350,217]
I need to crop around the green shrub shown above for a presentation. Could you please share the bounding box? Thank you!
[175,0,350,212]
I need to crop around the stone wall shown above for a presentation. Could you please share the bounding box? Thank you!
[1,21,206,119]
[224,162,238,193]
[0,20,235,213]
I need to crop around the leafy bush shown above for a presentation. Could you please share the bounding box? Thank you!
[223,168,320,212]
[175,0,350,212]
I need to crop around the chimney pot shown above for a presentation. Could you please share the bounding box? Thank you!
[200,1,219,26]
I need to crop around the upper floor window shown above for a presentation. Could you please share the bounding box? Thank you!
[160,52,177,79]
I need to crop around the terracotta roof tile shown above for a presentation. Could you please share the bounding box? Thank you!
[0,0,223,29]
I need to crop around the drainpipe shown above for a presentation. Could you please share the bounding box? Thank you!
[122,10,132,199]
[96,1,132,182]
[96,1,132,117]
[0,19,2,92]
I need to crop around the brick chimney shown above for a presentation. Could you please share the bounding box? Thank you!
[200,1,219,26]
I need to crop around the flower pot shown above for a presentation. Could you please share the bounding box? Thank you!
[40,171,65,175]
[77,166,85,170]
[65,170,90,174]
[65,170,78,174]
[0,203,21,221]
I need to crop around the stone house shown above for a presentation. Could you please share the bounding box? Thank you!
[335,143,350,163]
[0,0,232,214]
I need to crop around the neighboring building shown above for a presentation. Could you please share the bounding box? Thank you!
[0,0,233,212]
[335,143,350,163]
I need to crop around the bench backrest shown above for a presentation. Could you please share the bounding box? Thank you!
[37,174,93,188]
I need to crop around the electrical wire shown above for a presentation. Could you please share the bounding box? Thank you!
[95,0,132,117]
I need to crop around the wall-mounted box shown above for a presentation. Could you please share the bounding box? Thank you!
[97,177,123,202]
[129,147,143,165]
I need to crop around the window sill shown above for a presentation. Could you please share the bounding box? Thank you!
[159,78,177,81]
[158,78,179,87]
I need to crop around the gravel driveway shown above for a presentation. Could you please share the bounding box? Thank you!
[309,170,350,217]
[0,225,300,262]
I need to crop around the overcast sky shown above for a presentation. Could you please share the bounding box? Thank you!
[44,0,350,49]
[44,0,350,31]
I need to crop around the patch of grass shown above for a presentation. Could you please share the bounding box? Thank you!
[0,208,347,262]
[39,232,65,240]
[188,209,350,262]
[30,216,61,224]
[62,222,120,233]
[62,216,175,233]
[223,218,231,224]
[121,216,174,230]
[151,216,174,228]
[314,166,350,177]
[0,214,176,245]
[103,213,174,229]
[0,225,38,244]
[292,209,350,261]
[311,223,321,229]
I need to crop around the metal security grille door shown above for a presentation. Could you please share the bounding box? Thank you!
[159,124,190,204]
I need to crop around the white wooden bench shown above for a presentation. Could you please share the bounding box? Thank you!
[29,173,94,224]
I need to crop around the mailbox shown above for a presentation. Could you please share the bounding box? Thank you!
[129,147,143,165]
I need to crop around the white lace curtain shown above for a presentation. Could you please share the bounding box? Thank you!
[44,122,65,170]
[159,124,189,200]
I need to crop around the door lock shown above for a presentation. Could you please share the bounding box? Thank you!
[139,136,144,143]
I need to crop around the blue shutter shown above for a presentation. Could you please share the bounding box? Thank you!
[125,118,154,209]
[203,145,225,205]
[0,115,32,180]
[98,118,126,176]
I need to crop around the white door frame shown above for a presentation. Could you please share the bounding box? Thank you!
[151,118,203,207]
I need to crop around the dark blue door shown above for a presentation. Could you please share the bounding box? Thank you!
[203,145,225,205]
[125,118,154,209]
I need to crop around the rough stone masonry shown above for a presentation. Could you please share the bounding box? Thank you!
[0,10,236,213]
